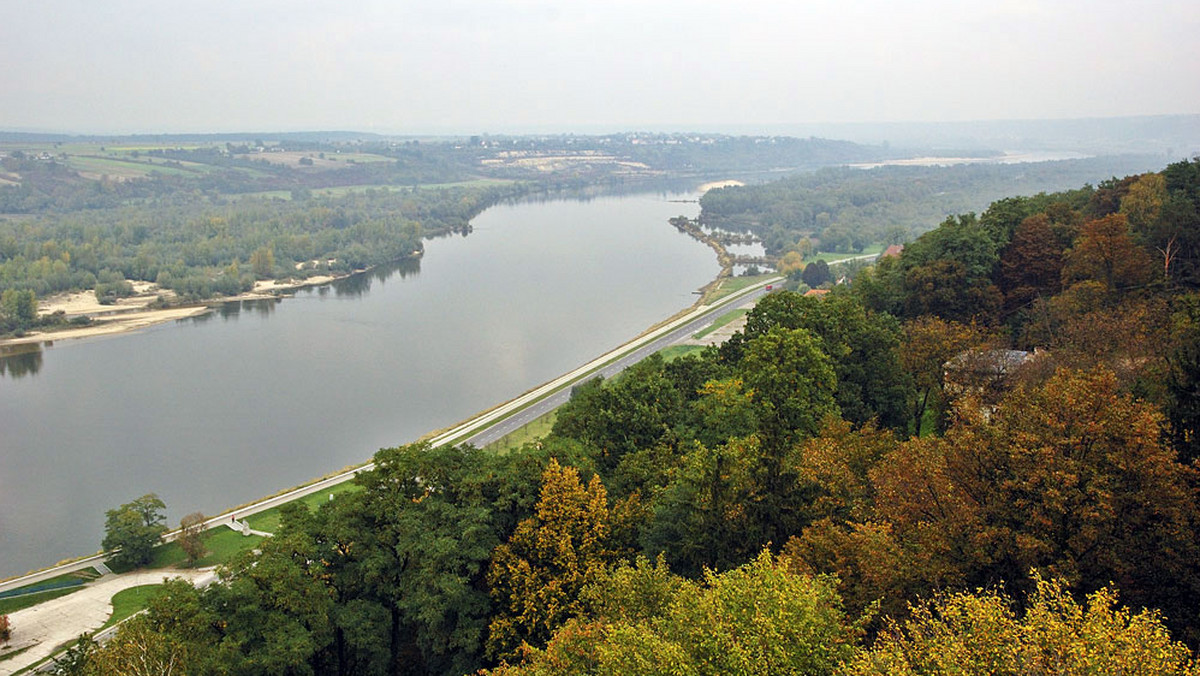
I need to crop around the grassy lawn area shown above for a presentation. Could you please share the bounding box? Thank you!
[703,274,777,303]
[101,585,163,631]
[108,528,263,574]
[809,244,885,265]
[0,586,81,614]
[483,410,558,454]
[244,482,362,533]
[693,308,748,340]
[0,568,102,614]
[658,344,707,362]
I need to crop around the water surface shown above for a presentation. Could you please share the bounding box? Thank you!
[0,191,716,577]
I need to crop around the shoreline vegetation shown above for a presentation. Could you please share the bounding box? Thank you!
[0,179,751,350]
[0,272,352,348]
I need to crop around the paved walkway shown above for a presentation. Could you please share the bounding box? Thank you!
[0,567,216,675]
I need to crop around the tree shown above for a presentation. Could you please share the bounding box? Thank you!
[899,214,1003,323]
[742,293,911,431]
[1061,213,1154,293]
[177,512,206,566]
[802,259,831,287]
[740,326,839,449]
[899,317,989,435]
[641,439,756,576]
[80,616,189,676]
[487,459,617,661]
[249,246,275,278]
[997,213,1064,315]
[489,551,861,676]
[779,251,805,278]
[102,494,167,569]
[340,441,530,675]
[847,574,1199,676]
[1,288,37,329]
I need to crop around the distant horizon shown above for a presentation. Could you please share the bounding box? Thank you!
[2,112,1198,139]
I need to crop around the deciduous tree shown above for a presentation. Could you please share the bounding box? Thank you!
[176,512,206,566]
[847,575,1199,676]
[102,494,167,569]
[487,459,617,661]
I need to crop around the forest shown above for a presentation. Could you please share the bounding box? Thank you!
[51,157,1200,674]
[698,155,1163,255]
[0,131,911,337]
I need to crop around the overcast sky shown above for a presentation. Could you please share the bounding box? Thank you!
[2,0,1197,134]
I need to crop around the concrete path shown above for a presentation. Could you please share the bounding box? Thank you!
[0,567,216,675]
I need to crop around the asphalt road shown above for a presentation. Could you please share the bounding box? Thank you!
[461,282,774,448]
[0,277,779,594]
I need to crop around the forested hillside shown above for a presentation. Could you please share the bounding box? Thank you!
[0,131,906,338]
[698,155,1163,254]
[59,158,1200,675]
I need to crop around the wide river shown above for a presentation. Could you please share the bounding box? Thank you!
[0,190,717,578]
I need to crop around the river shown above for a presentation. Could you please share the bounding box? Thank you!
[0,190,718,578]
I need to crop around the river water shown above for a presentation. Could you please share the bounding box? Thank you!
[0,190,717,578]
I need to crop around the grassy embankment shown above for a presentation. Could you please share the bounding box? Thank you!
[107,528,264,575]
[244,482,362,533]
[101,585,162,630]
[0,569,101,614]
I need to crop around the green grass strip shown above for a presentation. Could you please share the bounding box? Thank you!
[101,585,162,631]
[0,586,82,614]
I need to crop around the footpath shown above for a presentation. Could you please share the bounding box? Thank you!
[0,567,217,675]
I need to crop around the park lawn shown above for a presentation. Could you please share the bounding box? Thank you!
[108,528,263,574]
[693,308,749,340]
[245,482,362,533]
[484,410,558,454]
[101,585,162,631]
[0,586,81,614]
[703,274,777,303]
[0,567,103,613]
[659,345,707,362]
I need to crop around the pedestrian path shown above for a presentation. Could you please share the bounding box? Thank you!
[0,567,215,675]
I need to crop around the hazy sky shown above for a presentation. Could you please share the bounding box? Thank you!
[3,0,1197,134]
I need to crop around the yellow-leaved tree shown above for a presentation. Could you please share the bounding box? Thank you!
[487,459,616,662]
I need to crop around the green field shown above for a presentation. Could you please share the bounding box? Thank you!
[0,585,81,614]
[808,244,885,265]
[693,308,748,340]
[658,344,707,362]
[64,155,201,178]
[101,585,163,630]
[483,410,558,454]
[0,568,101,614]
[704,274,777,303]
[108,528,264,574]
[244,482,362,533]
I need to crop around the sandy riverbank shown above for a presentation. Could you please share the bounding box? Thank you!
[698,179,745,193]
[1,306,213,346]
[0,274,346,348]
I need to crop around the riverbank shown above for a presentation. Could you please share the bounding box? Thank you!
[0,274,349,348]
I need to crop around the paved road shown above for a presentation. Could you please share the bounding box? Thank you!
[0,277,780,596]
[0,567,217,676]
[462,284,774,448]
